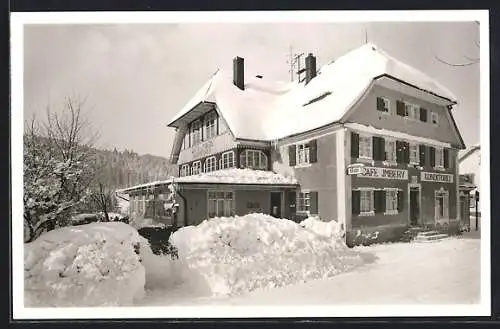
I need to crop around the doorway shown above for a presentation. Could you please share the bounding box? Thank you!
[270,192,282,218]
[409,187,420,226]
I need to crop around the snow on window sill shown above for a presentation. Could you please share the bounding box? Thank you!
[359,211,375,217]
[297,210,310,216]
[433,166,446,171]
[295,163,312,169]
[384,210,398,215]
[357,157,374,165]
[382,161,398,167]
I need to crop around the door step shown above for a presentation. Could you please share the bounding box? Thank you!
[414,231,449,242]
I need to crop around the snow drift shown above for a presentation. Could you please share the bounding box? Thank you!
[169,214,366,297]
[24,222,147,307]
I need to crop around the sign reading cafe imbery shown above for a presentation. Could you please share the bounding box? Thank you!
[356,166,408,180]
[421,172,454,183]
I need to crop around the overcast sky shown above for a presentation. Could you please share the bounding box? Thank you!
[23,21,480,158]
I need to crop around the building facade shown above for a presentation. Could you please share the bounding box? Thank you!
[120,43,466,246]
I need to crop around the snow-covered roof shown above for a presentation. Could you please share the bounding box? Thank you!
[168,43,458,141]
[458,144,480,162]
[118,168,298,193]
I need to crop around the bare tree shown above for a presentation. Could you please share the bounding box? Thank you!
[434,21,480,67]
[24,96,100,242]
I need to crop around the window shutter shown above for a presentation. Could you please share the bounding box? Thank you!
[430,146,436,167]
[419,145,426,166]
[288,145,296,166]
[404,142,410,164]
[376,97,385,111]
[379,137,386,160]
[288,190,297,217]
[352,190,360,215]
[397,190,404,212]
[396,141,403,163]
[420,108,428,122]
[374,190,385,214]
[372,136,379,160]
[396,100,405,116]
[443,148,450,169]
[310,191,319,215]
[351,132,359,158]
[309,139,318,163]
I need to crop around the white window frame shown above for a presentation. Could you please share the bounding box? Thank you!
[358,188,375,216]
[180,164,190,177]
[240,149,268,170]
[435,189,449,221]
[297,191,311,213]
[204,112,217,140]
[431,112,439,125]
[296,143,311,166]
[384,188,399,215]
[359,134,373,160]
[191,161,201,175]
[435,147,444,169]
[203,156,217,173]
[191,120,202,146]
[379,97,391,114]
[384,138,397,165]
[207,190,235,218]
[220,151,235,169]
[404,102,420,120]
[409,143,419,165]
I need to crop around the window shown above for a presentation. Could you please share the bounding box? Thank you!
[240,149,268,170]
[385,189,399,214]
[191,161,201,175]
[360,189,374,215]
[377,97,390,113]
[297,192,310,213]
[191,120,202,146]
[297,143,310,165]
[385,139,397,163]
[204,156,217,173]
[409,143,419,165]
[204,112,217,140]
[208,191,235,218]
[359,135,373,159]
[435,147,444,168]
[180,164,190,177]
[435,190,449,220]
[431,112,439,125]
[220,151,235,169]
[405,102,420,120]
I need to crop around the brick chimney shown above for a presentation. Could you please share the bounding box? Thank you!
[233,56,244,90]
[305,53,317,84]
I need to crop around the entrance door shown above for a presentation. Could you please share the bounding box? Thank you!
[409,188,420,226]
[270,192,282,218]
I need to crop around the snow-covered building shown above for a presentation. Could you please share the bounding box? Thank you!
[120,43,466,245]
[458,145,481,229]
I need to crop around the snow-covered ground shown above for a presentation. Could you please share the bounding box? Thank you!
[140,230,480,306]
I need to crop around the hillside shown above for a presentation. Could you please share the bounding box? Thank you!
[93,148,178,190]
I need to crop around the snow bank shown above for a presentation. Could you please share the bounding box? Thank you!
[169,213,365,297]
[299,216,345,239]
[24,222,146,307]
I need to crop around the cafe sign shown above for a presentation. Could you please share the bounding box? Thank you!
[421,172,454,183]
[356,166,408,180]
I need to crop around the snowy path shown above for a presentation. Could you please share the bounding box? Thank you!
[139,232,481,306]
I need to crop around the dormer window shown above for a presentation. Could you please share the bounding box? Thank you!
[204,112,217,140]
[191,120,202,146]
[191,161,201,175]
[240,149,268,170]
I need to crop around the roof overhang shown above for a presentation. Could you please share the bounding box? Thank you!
[167,101,216,128]
[374,74,457,107]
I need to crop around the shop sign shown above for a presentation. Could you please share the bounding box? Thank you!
[421,172,454,183]
[357,166,408,180]
[347,165,364,175]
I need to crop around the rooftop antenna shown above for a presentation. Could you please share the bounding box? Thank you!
[286,45,305,82]
[364,25,369,44]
